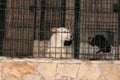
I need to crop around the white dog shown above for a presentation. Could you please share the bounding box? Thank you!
[45,27,73,58]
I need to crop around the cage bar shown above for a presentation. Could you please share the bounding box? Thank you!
[74,0,80,59]
[0,0,118,60]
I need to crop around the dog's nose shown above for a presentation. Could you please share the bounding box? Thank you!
[70,35,73,38]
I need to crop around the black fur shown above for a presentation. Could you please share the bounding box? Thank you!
[88,35,111,54]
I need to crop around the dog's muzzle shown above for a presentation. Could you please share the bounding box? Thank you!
[64,40,72,46]
[64,35,73,46]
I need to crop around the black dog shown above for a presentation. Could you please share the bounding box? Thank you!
[88,35,111,54]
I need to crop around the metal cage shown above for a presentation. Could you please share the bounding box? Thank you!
[0,0,120,60]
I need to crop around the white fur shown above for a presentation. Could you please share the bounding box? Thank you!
[79,42,117,60]
[45,27,73,58]
[33,40,118,59]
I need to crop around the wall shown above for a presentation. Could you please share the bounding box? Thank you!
[0,57,120,80]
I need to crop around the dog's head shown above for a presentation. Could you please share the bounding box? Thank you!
[88,35,111,53]
[88,35,109,47]
[51,27,73,41]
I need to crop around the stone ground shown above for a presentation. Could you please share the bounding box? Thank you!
[0,57,120,80]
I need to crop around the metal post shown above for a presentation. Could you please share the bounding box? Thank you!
[33,0,37,40]
[117,1,120,45]
[40,0,45,40]
[0,0,6,56]
[117,0,120,59]
[61,0,66,27]
[74,0,80,59]
[113,1,120,60]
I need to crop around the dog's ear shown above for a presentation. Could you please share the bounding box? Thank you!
[51,27,57,33]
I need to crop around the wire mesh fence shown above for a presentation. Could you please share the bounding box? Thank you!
[0,0,119,60]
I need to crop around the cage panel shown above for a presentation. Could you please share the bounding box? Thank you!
[0,0,119,59]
